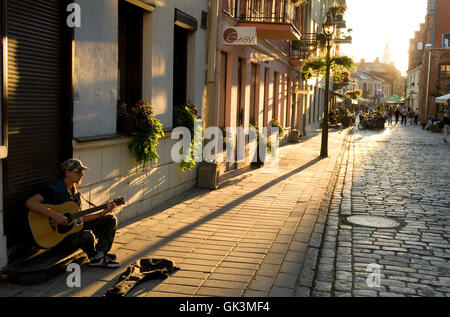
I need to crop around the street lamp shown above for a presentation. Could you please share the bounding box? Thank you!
[320,12,335,158]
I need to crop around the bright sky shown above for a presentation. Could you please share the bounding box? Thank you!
[341,0,428,75]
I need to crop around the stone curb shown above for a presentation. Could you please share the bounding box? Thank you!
[295,125,357,296]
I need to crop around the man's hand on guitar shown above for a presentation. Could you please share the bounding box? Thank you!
[51,211,69,226]
[100,200,116,217]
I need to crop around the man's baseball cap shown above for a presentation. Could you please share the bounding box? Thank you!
[60,158,89,172]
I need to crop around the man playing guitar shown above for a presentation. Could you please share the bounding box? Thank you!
[25,158,120,268]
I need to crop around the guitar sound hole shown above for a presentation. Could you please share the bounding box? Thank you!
[57,213,74,234]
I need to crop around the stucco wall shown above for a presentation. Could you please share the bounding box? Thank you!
[71,0,208,227]
[73,0,118,138]
[73,133,197,226]
[151,0,209,129]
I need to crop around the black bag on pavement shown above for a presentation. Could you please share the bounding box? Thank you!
[104,258,180,297]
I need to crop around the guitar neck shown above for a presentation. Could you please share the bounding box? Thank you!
[73,204,108,219]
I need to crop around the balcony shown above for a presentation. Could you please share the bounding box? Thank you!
[289,33,318,66]
[334,36,352,44]
[223,0,301,40]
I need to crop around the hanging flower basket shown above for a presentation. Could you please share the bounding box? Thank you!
[125,101,164,167]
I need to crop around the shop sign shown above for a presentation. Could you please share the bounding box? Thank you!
[223,27,257,45]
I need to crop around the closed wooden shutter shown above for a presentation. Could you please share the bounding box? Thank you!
[3,0,70,253]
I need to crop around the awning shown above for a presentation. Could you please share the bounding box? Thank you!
[435,93,450,104]
[384,94,404,103]
[126,0,155,12]
[332,91,357,104]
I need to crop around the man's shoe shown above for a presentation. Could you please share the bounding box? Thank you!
[106,253,117,260]
[444,138,448,143]
[89,255,120,268]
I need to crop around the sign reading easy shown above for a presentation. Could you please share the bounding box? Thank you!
[223,27,257,45]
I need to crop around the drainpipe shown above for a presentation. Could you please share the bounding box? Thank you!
[205,0,219,129]
[425,48,432,119]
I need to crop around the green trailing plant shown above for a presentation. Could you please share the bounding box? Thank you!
[300,53,354,82]
[127,101,164,167]
[270,118,283,140]
[250,121,271,154]
[173,104,201,171]
[329,5,346,19]
[345,88,362,100]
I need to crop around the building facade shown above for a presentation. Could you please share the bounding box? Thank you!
[0,0,210,266]
[0,0,351,268]
[354,58,405,108]
[406,65,421,110]
[410,0,450,119]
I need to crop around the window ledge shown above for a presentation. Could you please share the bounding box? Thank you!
[73,134,132,150]
[73,130,174,150]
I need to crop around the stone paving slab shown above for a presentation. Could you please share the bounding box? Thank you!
[312,123,450,297]
[0,128,351,297]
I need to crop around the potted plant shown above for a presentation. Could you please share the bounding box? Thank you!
[420,119,427,130]
[249,121,268,167]
[127,101,164,167]
[345,88,362,100]
[173,104,200,171]
[270,117,284,140]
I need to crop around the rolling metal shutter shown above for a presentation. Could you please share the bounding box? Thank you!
[3,0,70,254]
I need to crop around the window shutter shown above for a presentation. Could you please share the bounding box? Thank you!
[3,0,69,253]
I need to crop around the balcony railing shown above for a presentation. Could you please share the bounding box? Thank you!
[223,0,300,31]
[290,33,318,58]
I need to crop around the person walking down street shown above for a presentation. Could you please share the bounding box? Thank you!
[414,108,420,125]
[394,106,400,125]
[443,111,450,143]
[401,106,408,125]
[387,106,393,126]
[408,108,415,125]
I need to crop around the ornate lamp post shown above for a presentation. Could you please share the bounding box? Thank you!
[351,78,356,112]
[320,12,336,158]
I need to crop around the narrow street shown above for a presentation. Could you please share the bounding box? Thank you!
[312,122,450,297]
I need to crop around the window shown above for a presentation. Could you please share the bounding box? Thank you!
[237,58,245,126]
[218,52,228,128]
[250,63,258,124]
[173,25,188,108]
[263,68,269,126]
[118,0,143,110]
[439,64,450,79]
[273,71,279,119]
[442,34,450,48]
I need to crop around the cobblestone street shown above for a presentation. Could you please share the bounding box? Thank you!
[312,123,450,297]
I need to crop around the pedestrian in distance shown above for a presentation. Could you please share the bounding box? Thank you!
[401,106,408,125]
[408,108,414,125]
[394,106,400,125]
[387,106,393,126]
[414,108,420,125]
[442,111,450,144]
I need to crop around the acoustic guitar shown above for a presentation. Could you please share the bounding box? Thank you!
[28,197,125,249]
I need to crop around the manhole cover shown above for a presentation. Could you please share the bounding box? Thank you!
[346,215,400,228]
